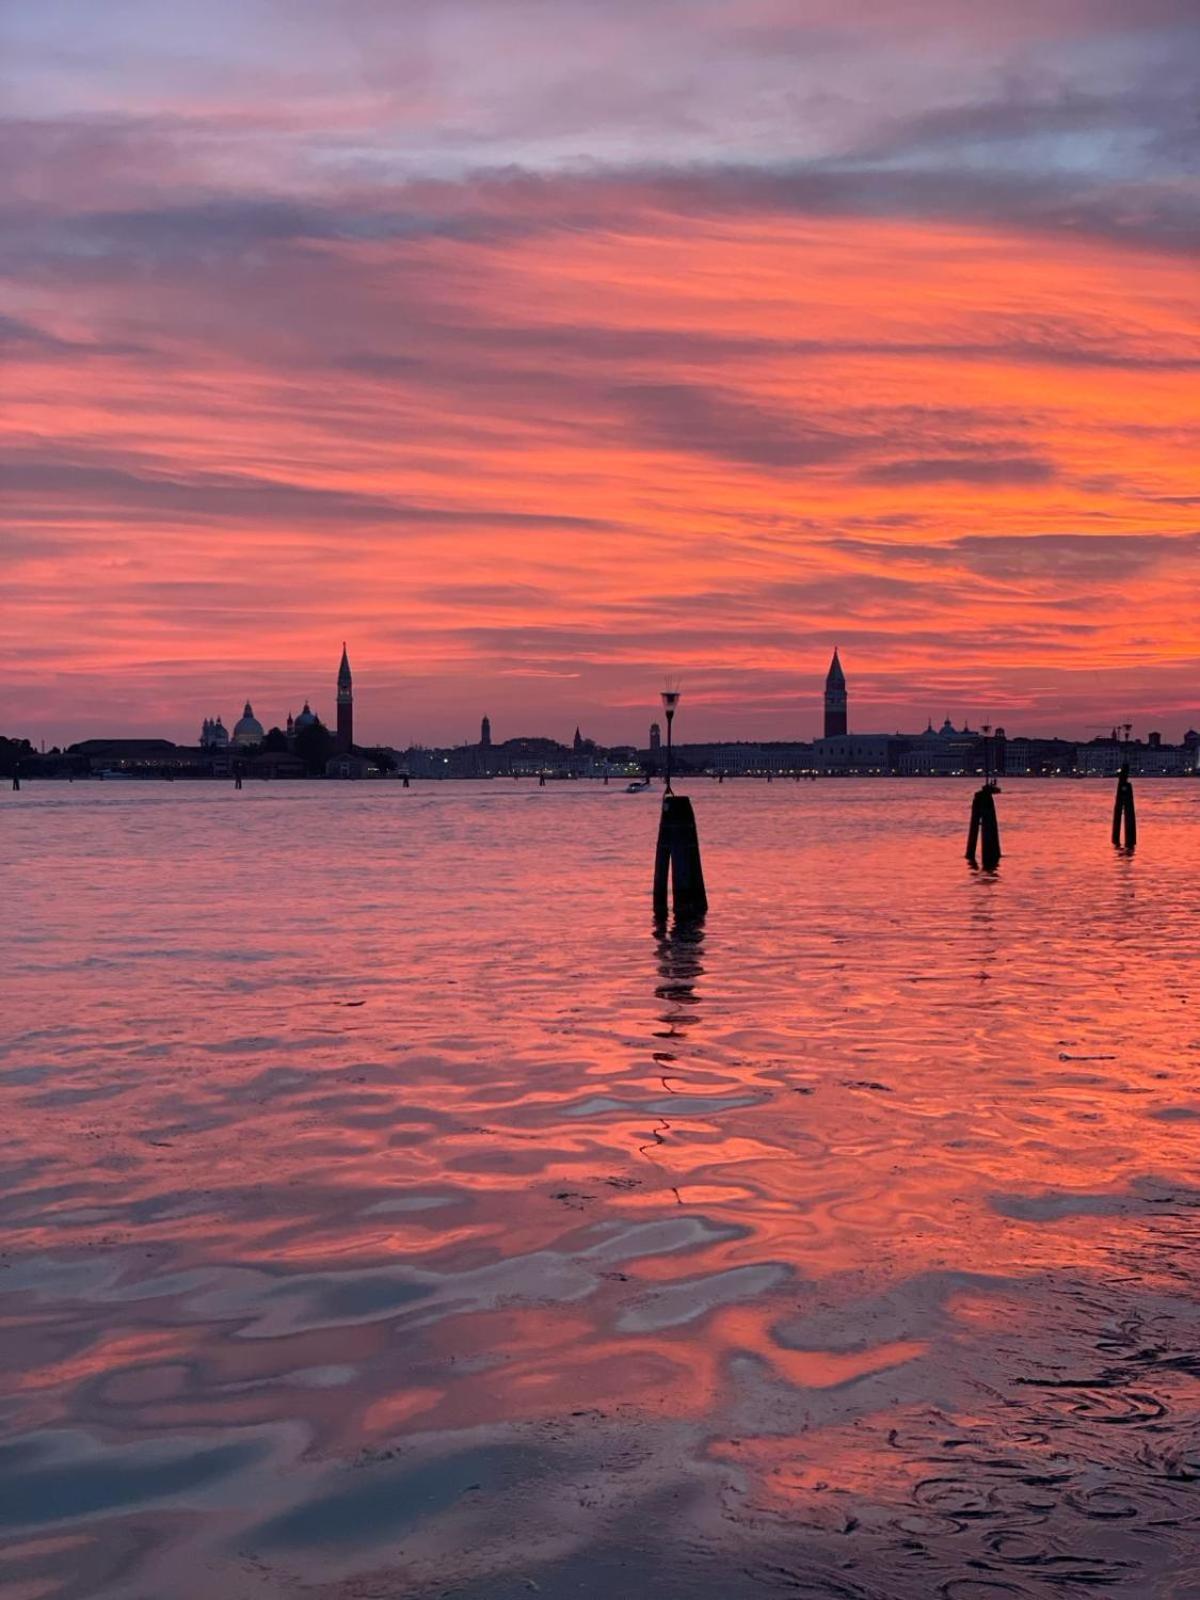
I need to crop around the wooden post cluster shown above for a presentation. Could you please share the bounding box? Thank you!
[966,782,1002,872]
[653,793,708,920]
[1112,763,1137,850]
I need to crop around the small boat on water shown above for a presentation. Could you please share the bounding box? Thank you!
[624,778,652,793]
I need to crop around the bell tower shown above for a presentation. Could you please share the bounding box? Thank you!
[336,642,353,753]
[824,648,847,738]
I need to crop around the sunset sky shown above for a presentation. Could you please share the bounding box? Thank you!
[3,0,1198,747]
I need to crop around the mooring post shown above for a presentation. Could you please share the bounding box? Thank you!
[234,771,243,791]
[653,793,708,919]
[402,774,410,788]
[538,771,546,787]
[966,782,1001,871]
[651,681,708,918]
[1112,762,1136,850]
[11,773,20,791]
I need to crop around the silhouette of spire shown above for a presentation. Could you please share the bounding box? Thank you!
[823,648,847,737]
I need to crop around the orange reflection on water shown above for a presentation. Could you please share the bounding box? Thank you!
[1,780,1198,1598]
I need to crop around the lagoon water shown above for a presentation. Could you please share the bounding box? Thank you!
[2,779,1199,1599]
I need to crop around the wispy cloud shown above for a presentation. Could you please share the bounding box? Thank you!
[1,0,1197,742]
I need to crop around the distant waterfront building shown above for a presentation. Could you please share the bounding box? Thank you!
[573,726,584,753]
[895,718,980,775]
[1000,735,1077,777]
[812,734,895,774]
[294,700,318,733]
[200,716,229,749]
[649,722,661,751]
[671,741,814,776]
[1138,740,1191,775]
[824,649,847,738]
[70,739,187,775]
[336,643,353,753]
[231,702,264,748]
[480,715,492,748]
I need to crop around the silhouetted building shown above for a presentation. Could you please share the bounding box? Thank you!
[336,643,353,753]
[667,741,814,775]
[812,734,895,774]
[231,702,264,748]
[896,718,980,775]
[480,715,492,748]
[70,739,178,769]
[824,648,847,737]
[573,726,583,752]
[649,722,661,751]
[327,752,379,780]
[200,716,229,749]
[250,750,306,779]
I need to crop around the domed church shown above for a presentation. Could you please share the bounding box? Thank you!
[231,701,265,748]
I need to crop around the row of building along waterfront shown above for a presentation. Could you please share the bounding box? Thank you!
[10,648,1199,779]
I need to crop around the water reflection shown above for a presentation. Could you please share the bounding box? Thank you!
[653,914,706,1016]
[1,781,1198,1599]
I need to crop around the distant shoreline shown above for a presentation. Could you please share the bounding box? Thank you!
[10,771,1198,784]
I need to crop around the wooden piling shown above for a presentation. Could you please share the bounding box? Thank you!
[1112,763,1137,850]
[653,793,708,919]
[966,783,1001,871]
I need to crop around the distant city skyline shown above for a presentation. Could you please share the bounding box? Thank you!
[5,643,1196,752]
[4,8,1197,755]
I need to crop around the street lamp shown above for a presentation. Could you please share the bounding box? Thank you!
[660,679,681,794]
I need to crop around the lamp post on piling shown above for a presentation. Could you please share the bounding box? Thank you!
[660,680,681,793]
[652,678,707,919]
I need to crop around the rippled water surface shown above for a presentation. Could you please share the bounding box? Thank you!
[3,779,1199,1599]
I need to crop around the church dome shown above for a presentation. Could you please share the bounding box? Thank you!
[294,700,318,731]
[231,701,264,747]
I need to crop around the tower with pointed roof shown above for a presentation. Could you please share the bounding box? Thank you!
[336,643,353,753]
[824,648,847,738]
